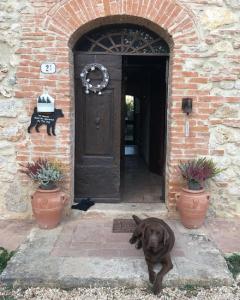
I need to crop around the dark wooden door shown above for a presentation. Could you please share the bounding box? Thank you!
[74,54,122,202]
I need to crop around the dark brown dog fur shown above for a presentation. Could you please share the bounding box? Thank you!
[129,215,175,294]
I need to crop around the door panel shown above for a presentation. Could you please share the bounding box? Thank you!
[75,53,122,202]
[84,92,113,155]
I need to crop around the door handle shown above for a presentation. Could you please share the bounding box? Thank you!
[95,116,101,129]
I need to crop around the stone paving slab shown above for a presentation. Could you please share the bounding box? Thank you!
[0,220,34,251]
[0,216,234,289]
[81,203,168,219]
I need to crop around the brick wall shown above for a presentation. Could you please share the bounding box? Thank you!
[0,0,240,219]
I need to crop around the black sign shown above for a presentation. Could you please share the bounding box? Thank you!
[28,107,64,136]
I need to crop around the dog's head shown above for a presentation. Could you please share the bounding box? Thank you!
[143,223,170,254]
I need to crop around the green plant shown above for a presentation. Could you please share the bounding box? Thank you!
[225,253,240,278]
[179,284,199,297]
[20,158,64,189]
[0,295,16,300]
[178,157,224,190]
[0,247,14,274]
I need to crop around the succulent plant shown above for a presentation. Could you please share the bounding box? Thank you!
[20,158,64,189]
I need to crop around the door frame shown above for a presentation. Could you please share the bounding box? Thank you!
[73,24,170,203]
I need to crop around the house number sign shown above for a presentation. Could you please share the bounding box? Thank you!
[40,63,56,74]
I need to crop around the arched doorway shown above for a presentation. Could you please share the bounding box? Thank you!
[74,24,170,203]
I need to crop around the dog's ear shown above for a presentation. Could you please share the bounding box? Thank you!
[163,228,170,245]
[142,224,149,241]
[132,215,141,225]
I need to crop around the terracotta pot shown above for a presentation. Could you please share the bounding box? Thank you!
[31,188,68,229]
[176,188,210,229]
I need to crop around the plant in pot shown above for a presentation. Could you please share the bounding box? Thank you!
[20,158,68,229]
[176,157,224,229]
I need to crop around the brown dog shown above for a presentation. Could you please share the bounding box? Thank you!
[129,215,175,294]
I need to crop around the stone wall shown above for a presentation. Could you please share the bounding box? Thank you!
[179,1,240,217]
[0,0,240,219]
[0,0,32,219]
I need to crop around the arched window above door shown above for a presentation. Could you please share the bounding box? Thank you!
[74,24,170,55]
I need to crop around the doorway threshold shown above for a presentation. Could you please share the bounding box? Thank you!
[79,202,168,219]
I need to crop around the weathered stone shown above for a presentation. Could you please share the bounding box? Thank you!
[0,126,24,142]
[0,156,7,169]
[18,114,30,123]
[233,41,240,49]
[211,104,239,119]
[219,81,235,90]
[0,141,15,155]
[7,76,16,86]
[213,41,233,52]
[225,0,240,8]
[10,23,20,32]
[0,85,12,98]
[183,59,203,71]
[225,143,238,155]
[199,82,213,91]
[0,172,15,182]
[0,64,8,81]
[210,126,238,145]
[0,220,234,288]
[7,162,17,174]
[202,61,221,74]
[202,8,238,29]
[9,55,19,67]
[235,79,240,89]
[210,88,240,97]
[0,100,17,117]
[228,186,240,196]
[0,42,11,64]
[5,181,28,212]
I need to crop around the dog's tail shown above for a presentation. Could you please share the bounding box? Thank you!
[132,215,141,225]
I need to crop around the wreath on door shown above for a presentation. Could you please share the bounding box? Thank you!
[80,63,109,95]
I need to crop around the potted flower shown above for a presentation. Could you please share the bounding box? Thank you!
[176,157,224,229]
[20,158,68,229]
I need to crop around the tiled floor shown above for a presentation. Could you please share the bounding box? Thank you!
[121,155,163,203]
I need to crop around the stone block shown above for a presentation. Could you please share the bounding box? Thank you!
[202,8,238,29]
[0,155,7,169]
[220,80,235,90]
[225,143,238,155]
[0,126,24,142]
[213,41,233,52]
[212,104,240,119]
[0,141,15,155]
[235,80,240,89]
[4,181,28,213]
[0,100,17,117]
[0,85,12,98]
[225,0,240,8]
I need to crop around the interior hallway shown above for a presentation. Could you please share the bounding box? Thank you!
[121,146,163,203]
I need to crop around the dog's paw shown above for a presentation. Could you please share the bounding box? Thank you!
[136,240,142,249]
[129,237,136,244]
[153,282,163,295]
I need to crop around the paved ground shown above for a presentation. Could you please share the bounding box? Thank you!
[1,212,240,254]
[0,212,236,289]
[0,220,34,251]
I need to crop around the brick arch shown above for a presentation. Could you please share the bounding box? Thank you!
[39,0,201,213]
[43,0,200,47]
[14,0,205,217]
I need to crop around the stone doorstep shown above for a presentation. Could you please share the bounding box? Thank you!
[80,203,169,219]
[0,219,234,289]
